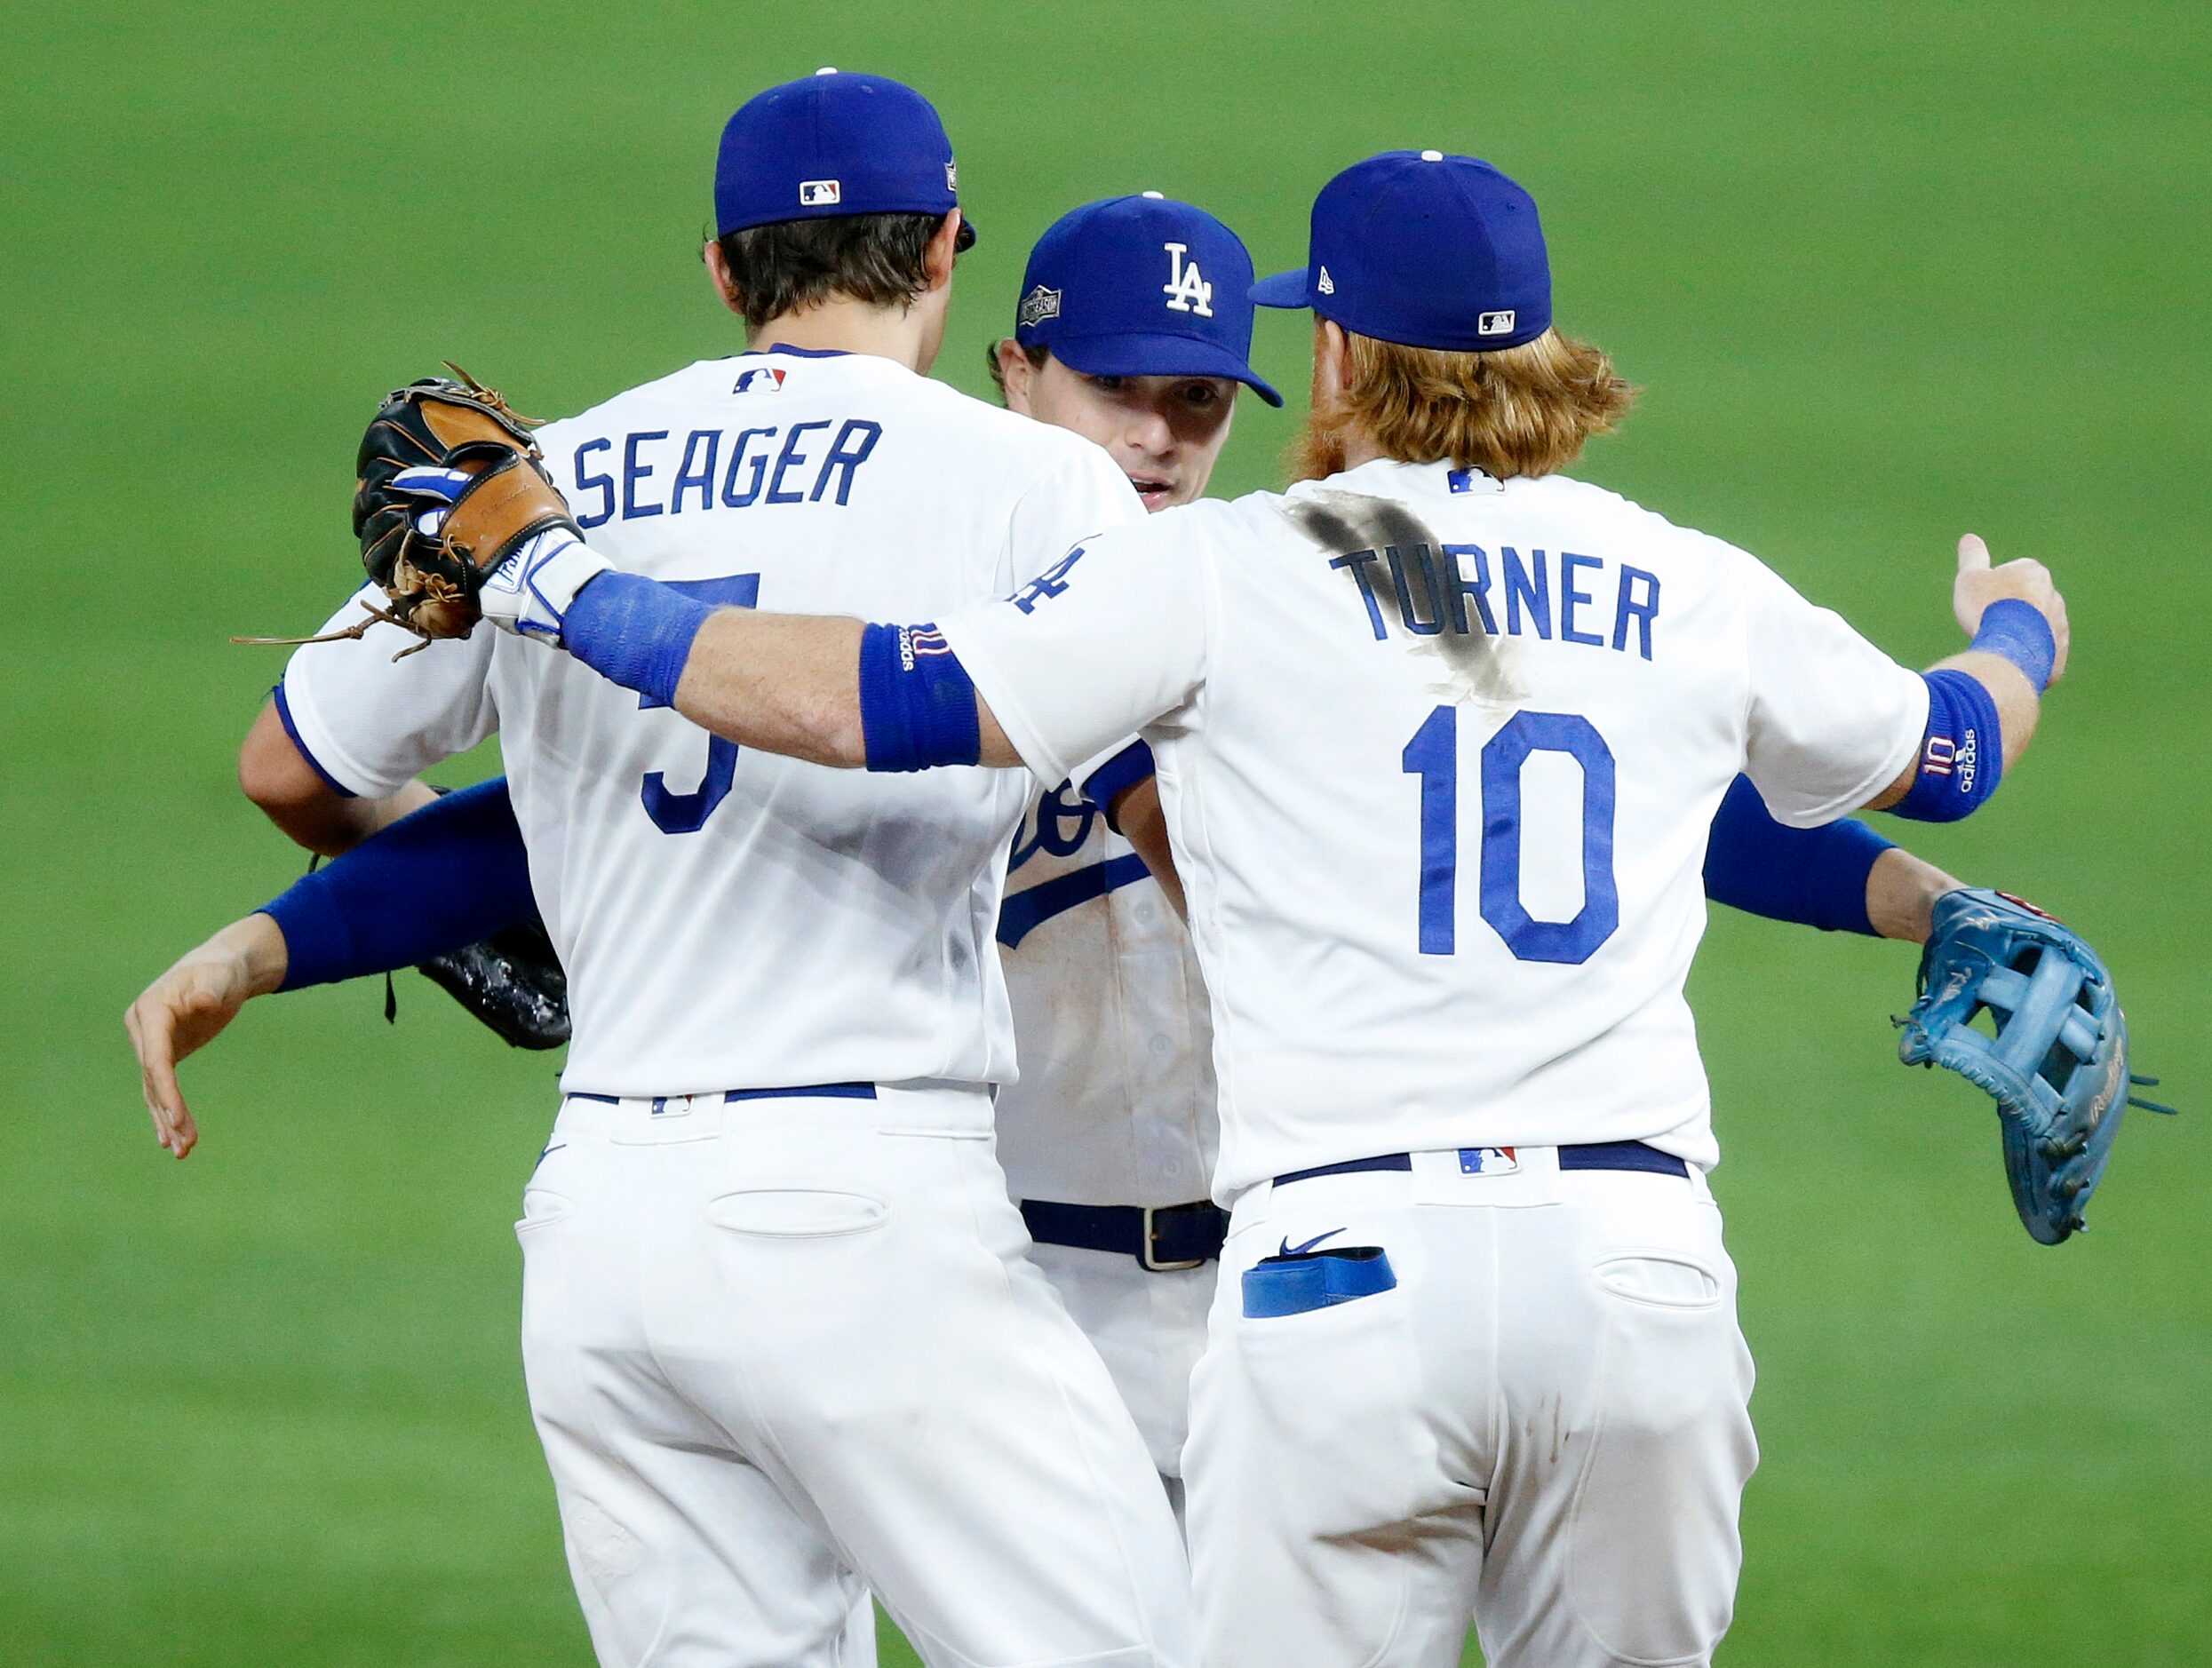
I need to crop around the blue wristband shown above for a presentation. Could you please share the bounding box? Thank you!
[1969,599,2056,694]
[561,572,716,709]
[1890,668,2002,822]
[858,623,982,771]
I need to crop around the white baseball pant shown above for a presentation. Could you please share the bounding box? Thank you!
[1185,1147,1758,1668]
[517,1086,1198,1668]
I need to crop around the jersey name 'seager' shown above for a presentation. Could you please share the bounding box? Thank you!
[277,351,1143,1100]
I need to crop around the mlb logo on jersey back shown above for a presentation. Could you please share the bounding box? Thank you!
[733,367,787,394]
[800,179,842,206]
[1478,309,1516,338]
[1459,1147,1519,1175]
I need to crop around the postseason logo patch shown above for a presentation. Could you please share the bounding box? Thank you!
[1018,283,1062,329]
[733,367,787,394]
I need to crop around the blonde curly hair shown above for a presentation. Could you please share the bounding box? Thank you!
[1292,322,1636,482]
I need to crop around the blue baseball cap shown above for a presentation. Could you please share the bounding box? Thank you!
[1014,194,1281,406]
[1252,151,1549,351]
[713,69,975,250]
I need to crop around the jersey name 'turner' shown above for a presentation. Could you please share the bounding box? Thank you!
[569,419,886,526]
[1332,542,1661,661]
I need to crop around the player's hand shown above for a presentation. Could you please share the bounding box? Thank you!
[389,468,612,642]
[1953,534,2069,686]
[123,915,289,1160]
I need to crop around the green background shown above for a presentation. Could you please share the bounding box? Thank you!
[4,2,2206,1662]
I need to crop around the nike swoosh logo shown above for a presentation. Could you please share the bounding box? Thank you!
[1277,1227,1345,1259]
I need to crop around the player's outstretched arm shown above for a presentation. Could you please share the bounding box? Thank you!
[484,564,1026,769]
[124,913,289,1160]
[1702,774,1965,942]
[672,608,1023,769]
[1862,535,2065,815]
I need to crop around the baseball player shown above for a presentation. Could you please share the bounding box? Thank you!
[141,72,1206,1668]
[388,150,2068,1665]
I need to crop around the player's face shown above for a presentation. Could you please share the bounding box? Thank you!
[1006,349,1239,511]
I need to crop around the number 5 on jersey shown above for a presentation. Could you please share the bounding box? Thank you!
[639,574,760,835]
[1402,706,1619,964]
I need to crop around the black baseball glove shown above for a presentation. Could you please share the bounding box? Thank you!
[414,921,570,1052]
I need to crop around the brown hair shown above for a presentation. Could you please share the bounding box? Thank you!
[1314,326,1636,480]
[713,211,945,333]
[984,338,1051,401]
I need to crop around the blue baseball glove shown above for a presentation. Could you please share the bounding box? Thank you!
[1898,888,2172,1244]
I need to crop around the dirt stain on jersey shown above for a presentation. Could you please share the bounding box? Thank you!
[1286,491,1524,707]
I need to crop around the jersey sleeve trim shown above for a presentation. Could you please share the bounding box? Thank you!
[272,680,360,799]
[274,671,418,800]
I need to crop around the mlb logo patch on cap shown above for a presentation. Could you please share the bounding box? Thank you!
[1478,309,1516,337]
[799,179,842,206]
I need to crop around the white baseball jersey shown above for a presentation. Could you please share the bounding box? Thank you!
[278,348,1142,1098]
[993,772,1217,1209]
[942,458,1930,1194]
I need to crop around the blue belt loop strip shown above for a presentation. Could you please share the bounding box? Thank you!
[1273,1140,1688,1187]
[1019,1198,1229,1269]
[569,1082,878,1107]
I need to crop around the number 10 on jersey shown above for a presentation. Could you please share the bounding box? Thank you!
[1401,707,1619,964]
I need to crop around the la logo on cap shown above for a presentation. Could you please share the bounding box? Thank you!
[800,179,841,206]
[1163,242,1213,318]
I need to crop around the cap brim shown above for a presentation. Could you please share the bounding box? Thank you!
[1051,332,1283,407]
[955,214,977,251]
[1248,267,1311,309]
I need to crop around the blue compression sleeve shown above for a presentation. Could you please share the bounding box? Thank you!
[858,624,981,771]
[262,779,539,990]
[561,572,716,708]
[1703,774,1893,935]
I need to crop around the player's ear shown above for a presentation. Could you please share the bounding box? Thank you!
[703,238,745,316]
[997,340,1036,413]
[922,210,963,292]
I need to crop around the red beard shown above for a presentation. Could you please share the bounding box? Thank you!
[1286,404,1353,485]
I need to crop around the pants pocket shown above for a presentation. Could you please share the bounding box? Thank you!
[706,1188,891,1239]
[1233,1276,1437,1537]
[1565,1272,1756,1664]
